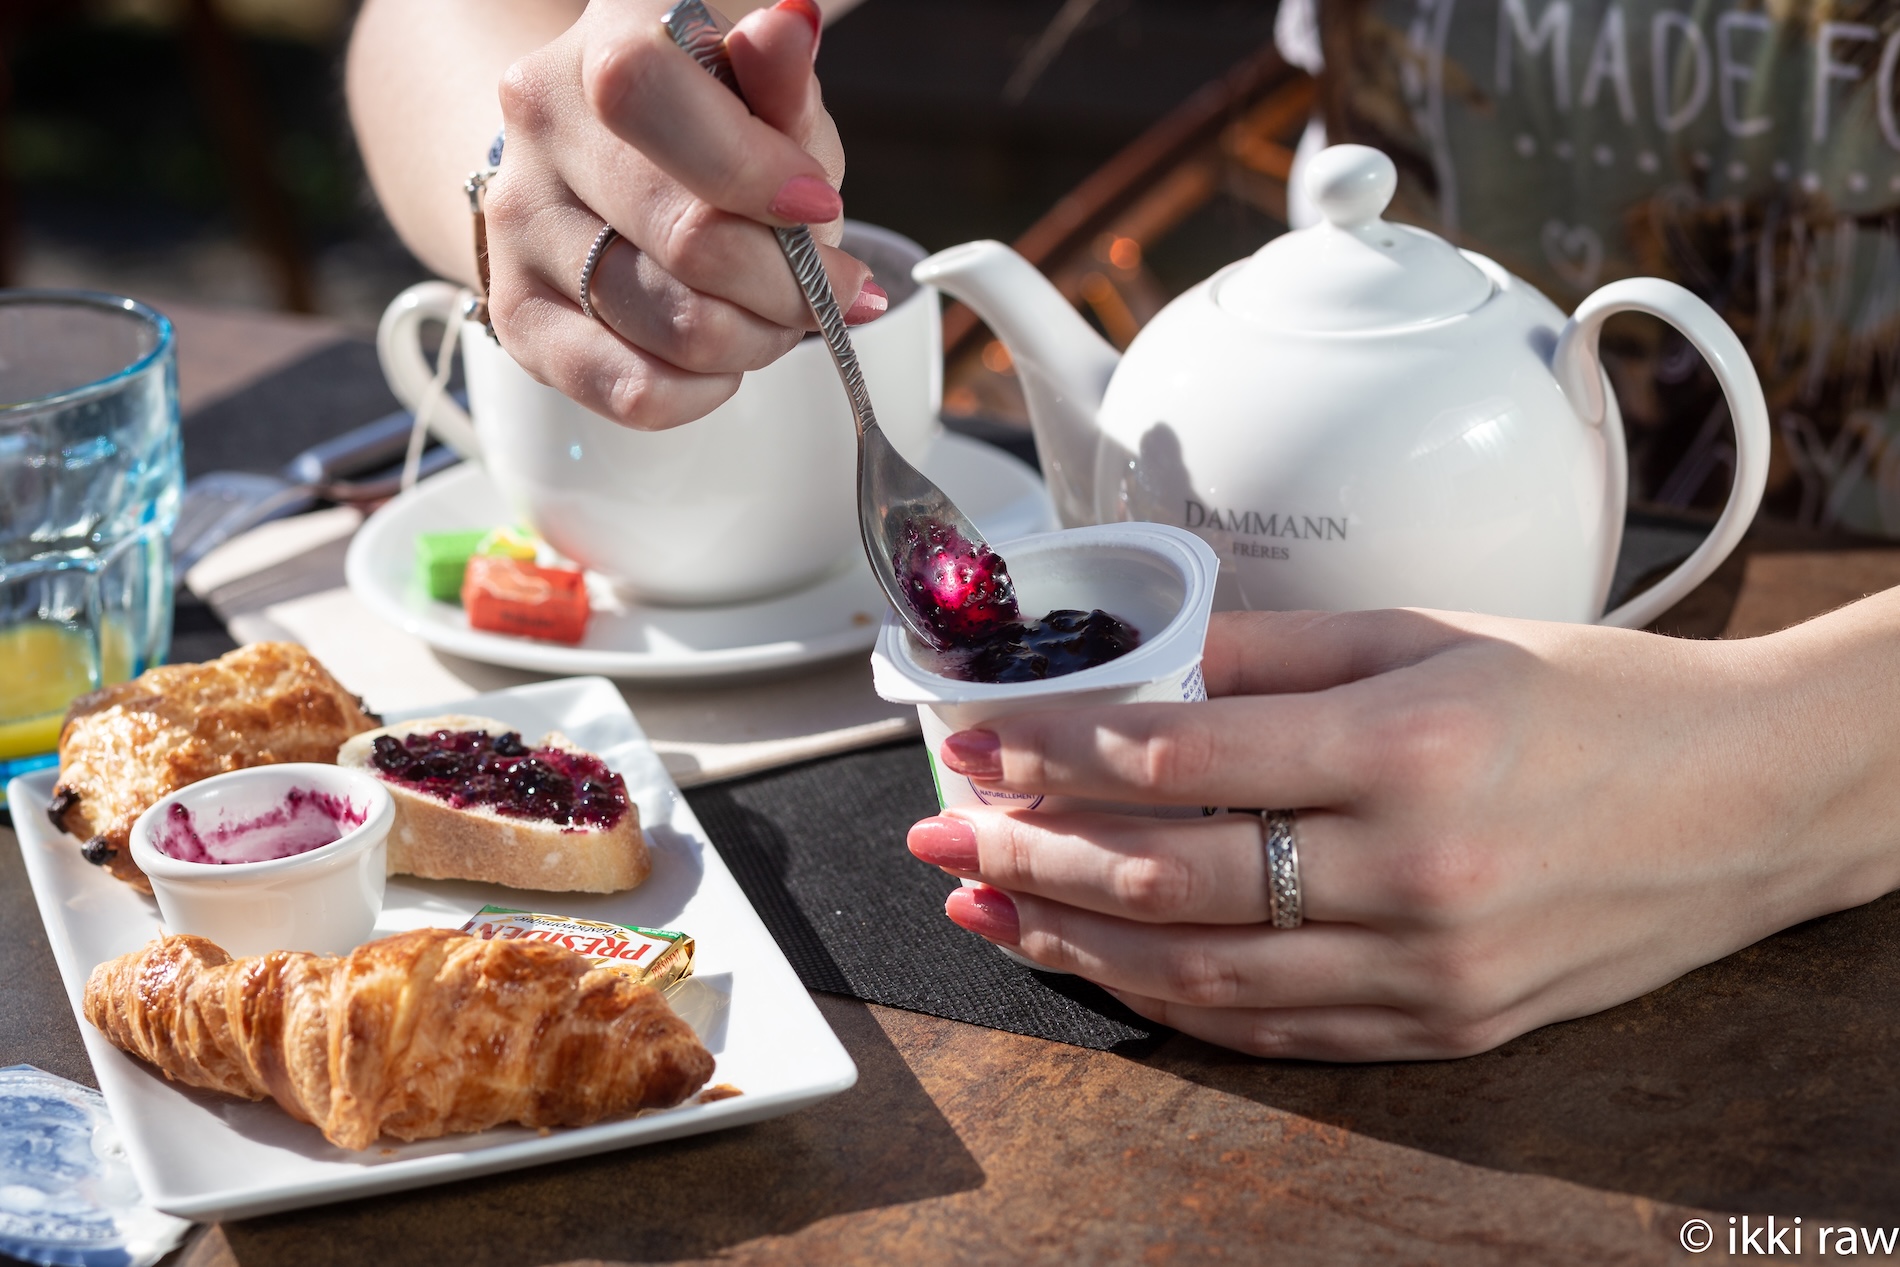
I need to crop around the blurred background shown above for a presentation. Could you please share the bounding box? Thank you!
[1,0,1296,419]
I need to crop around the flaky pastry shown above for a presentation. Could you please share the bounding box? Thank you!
[84,927,715,1150]
[48,642,379,890]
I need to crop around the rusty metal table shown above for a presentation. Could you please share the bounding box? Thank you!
[5,303,1899,1267]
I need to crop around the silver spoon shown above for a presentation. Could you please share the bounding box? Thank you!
[661,0,1018,650]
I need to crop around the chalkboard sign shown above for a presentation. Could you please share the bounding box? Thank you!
[1322,0,1900,537]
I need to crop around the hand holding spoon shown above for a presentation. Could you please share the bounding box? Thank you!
[661,0,1019,650]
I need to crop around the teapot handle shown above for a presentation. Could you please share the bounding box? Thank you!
[1555,278,1770,629]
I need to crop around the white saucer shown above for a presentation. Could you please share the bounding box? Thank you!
[345,430,1055,680]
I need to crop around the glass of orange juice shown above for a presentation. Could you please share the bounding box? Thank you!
[1,291,181,808]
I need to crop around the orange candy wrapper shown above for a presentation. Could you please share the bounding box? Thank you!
[461,555,590,644]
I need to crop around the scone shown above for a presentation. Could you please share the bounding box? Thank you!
[338,715,648,893]
[48,642,381,891]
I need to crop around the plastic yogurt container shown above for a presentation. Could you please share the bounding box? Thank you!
[871,521,1220,817]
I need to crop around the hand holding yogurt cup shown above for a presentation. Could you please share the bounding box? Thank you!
[908,593,1900,1062]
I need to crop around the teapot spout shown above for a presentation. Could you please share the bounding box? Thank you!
[913,241,1119,528]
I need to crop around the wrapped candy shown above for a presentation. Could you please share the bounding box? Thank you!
[461,555,590,644]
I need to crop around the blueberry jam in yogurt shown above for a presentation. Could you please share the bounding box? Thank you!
[947,608,1142,684]
[369,729,628,829]
[157,789,368,865]
[895,518,1141,683]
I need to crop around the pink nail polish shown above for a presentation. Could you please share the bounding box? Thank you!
[940,729,1002,779]
[773,0,822,56]
[945,886,1019,944]
[843,279,887,325]
[769,174,842,224]
[908,815,977,870]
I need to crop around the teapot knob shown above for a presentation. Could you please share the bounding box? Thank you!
[1306,145,1398,230]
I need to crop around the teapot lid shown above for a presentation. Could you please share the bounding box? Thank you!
[1215,145,1494,332]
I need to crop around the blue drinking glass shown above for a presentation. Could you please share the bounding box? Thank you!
[0,291,182,808]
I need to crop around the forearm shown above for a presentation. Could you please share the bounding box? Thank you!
[1752,584,1900,917]
[347,0,582,284]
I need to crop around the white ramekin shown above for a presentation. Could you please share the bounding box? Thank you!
[129,763,394,957]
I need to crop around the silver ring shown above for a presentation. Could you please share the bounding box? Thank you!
[578,222,619,321]
[1259,809,1303,929]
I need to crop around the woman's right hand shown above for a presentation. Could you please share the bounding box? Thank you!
[484,0,882,430]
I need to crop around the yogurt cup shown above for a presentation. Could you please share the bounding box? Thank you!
[872,520,1220,813]
[873,522,1219,969]
[129,764,394,958]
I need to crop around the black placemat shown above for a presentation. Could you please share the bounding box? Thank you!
[182,339,404,478]
[684,741,1165,1052]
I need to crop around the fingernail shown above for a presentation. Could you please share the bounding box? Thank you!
[773,0,822,56]
[843,279,887,325]
[769,174,842,224]
[908,815,977,870]
[940,729,1002,779]
[945,885,1019,944]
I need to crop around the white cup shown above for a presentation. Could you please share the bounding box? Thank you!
[377,222,942,605]
[129,764,394,958]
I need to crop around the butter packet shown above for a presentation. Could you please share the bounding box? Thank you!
[460,906,695,991]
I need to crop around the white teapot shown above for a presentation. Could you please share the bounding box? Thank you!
[913,145,1769,626]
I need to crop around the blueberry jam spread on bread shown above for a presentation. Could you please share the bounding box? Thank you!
[368,729,628,830]
[894,519,1140,683]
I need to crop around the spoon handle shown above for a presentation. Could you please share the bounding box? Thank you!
[661,0,880,439]
[662,0,740,90]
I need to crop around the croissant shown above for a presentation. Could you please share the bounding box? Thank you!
[84,928,714,1150]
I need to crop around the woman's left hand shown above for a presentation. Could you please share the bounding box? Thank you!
[905,604,1900,1061]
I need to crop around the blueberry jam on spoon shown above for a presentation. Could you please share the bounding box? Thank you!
[895,517,1141,683]
[895,518,1021,646]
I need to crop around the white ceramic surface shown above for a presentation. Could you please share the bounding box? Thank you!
[344,430,1056,680]
[11,676,857,1221]
[914,144,1772,630]
[129,764,393,958]
[379,222,942,604]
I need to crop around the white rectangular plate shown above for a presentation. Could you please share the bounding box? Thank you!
[11,676,857,1221]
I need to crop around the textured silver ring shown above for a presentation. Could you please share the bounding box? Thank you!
[1260,809,1303,929]
[578,222,619,321]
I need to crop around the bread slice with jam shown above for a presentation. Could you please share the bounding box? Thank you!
[338,714,648,893]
